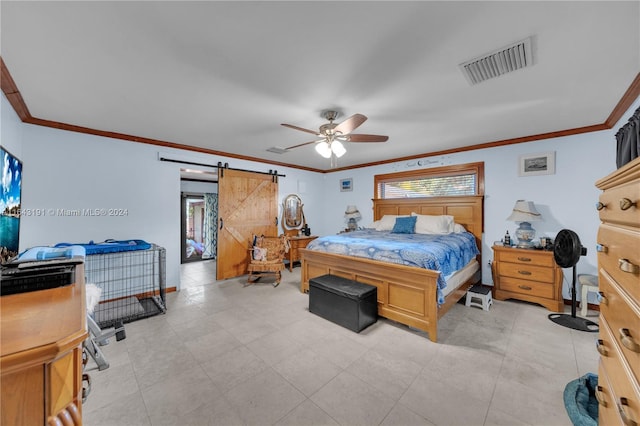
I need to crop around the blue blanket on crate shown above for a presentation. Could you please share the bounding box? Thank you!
[306,229,480,305]
[55,239,151,255]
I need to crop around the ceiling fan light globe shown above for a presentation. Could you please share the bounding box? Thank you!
[315,141,332,158]
[332,141,346,157]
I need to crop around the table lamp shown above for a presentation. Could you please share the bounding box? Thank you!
[507,200,543,248]
[344,205,361,231]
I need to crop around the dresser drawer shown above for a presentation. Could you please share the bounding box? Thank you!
[498,276,555,299]
[498,250,553,267]
[598,361,637,426]
[598,224,640,304]
[598,178,640,228]
[498,262,554,283]
[598,319,640,426]
[600,271,640,381]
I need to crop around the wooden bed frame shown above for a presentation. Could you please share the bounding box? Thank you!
[300,195,484,342]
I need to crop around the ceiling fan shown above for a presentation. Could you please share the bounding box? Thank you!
[281,110,388,167]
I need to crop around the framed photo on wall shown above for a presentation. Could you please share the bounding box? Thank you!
[340,178,353,192]
[518,151,555,176]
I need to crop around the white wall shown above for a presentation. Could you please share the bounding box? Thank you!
[1,94,23,159]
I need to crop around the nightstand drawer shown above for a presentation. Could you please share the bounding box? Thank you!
[499,250,553,267]
[499,276,555,299]
[499,262,554,283]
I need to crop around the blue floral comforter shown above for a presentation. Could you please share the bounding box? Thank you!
[306,229,479,305]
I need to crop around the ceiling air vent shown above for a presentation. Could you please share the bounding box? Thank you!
[459,36,533,85]
[267,146,289,154]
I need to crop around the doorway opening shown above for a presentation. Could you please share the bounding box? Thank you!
[181,193,205,263]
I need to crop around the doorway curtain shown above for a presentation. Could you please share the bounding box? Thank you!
[202,193,218,259]
[616,105,640,168]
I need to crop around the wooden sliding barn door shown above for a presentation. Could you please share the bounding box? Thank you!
[216,169,278,280]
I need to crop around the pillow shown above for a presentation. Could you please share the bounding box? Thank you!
[411,213,454,234]
[453,223,467,233]
[391,216,417,234]
[374,215,410,231]
[252,246,267,261]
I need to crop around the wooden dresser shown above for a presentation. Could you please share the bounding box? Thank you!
[286,235,317,272]
[492,245,564,312]
[595,156,640,426]
[1,264,88,426]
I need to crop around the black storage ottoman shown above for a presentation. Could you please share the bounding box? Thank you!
[309,274,377,333]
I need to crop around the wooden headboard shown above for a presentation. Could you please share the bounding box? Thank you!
[372,195,484,253]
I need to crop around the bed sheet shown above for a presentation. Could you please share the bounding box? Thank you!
[306,229,480,304]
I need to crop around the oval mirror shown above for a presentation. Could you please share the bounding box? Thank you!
[283,194,303,229]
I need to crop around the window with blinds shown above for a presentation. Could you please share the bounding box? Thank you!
[375,162,484,199]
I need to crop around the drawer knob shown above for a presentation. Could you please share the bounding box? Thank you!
[596,339,608,356]
[517,270,532,276]
[518,285,532,291]
[596,244,608,253]
[618,397,637,426]
[517,257,532,262]
[598,291,608,306]
[620,198,637,211]
[618,259,640,274]
[619,328,640,353]
[596,201,607,211]
[595,385,607,407]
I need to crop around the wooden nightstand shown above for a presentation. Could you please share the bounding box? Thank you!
[286,235,317,272]
[492,245,563,312]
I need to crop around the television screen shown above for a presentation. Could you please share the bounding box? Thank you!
[1,146,22,264]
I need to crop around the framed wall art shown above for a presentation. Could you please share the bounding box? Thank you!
[340,178,353,192]
[518,151,555,176]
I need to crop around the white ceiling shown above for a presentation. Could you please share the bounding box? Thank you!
[2,1,638,171]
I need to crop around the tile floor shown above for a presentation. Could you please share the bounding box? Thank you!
[83,260,600,426]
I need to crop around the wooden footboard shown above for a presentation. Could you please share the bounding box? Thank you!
[300,195,484,342]
[301,249,479,342]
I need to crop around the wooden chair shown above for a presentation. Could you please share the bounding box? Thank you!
[247,235,289,287]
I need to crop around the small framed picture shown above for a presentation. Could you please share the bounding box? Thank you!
[340,178,353,192]
[518,151,555,176]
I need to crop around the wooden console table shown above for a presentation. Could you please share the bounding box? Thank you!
[1,264,88,425]
[286,235,317,272]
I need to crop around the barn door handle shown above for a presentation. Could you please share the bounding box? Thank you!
[219,218,224,230]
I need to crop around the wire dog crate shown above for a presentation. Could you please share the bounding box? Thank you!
[85,244,166,328]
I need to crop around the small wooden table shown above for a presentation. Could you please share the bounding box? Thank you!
[286,235,317,271]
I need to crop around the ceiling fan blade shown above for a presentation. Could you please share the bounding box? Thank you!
[334,113,367,135]
[347,134,389,142]
[281,123,321,136]
[285,139,324,150]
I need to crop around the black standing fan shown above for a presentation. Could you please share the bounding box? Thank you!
[548,229,598,332]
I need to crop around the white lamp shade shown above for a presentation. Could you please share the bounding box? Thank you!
[506,200,543,222]
[331,141,346,158]
[344,205,361,219]
[315,141,332,158]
